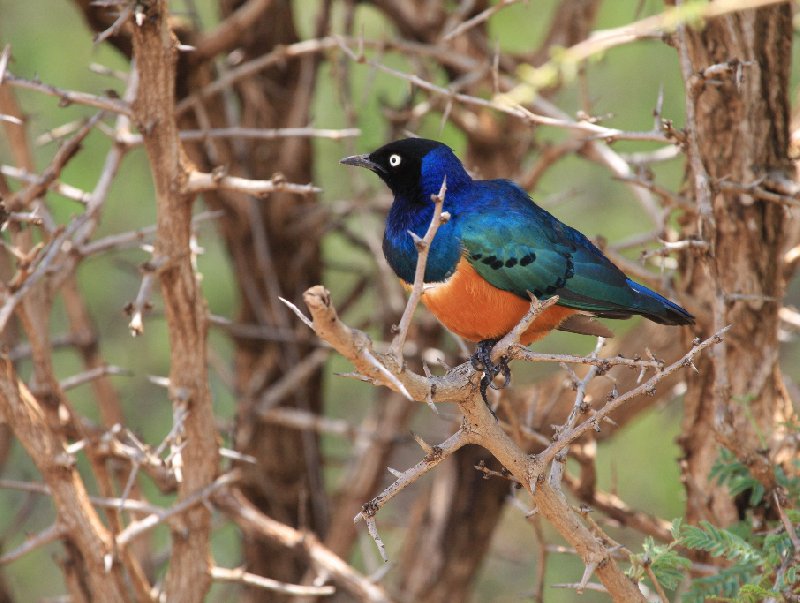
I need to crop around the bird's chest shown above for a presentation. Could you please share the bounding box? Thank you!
[414,257,528,341]
[383,211,461,284]
[414,258,577,343]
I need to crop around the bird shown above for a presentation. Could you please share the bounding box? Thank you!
[341,138,694,402]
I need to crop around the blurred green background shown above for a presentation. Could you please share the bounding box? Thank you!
[0,0,798,600]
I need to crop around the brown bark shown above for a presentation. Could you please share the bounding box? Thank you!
[0,360,128,601]
[74,0,330,594]
[130,2,219,600]
[207,1,327,596]
[1,52,144,602]
[676,3,796,525]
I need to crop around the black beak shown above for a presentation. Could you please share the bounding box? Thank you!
[340,154,386,174]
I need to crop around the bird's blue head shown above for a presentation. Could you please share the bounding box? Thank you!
[340,138,472,202]
[341,138,470,283]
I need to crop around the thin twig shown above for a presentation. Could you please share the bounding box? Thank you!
[492,295,560,363]
[186,171,321,196]
[0,164,92,204]
[536,327,729,471]
[216,489,394,603]
[116,472,238,548]
[210,565,336,596]
[116,127,361,146]
[0,523,65,565]
[354,428,471,524]
[59,365,131,391]
[337,39,671,144]
[3,72,131,115]
[441,0,522,41]
[127,256,166,337]
[389,178,447,358]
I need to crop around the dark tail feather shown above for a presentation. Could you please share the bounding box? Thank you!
[626,279,694,326]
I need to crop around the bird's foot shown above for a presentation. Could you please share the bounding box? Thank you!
[470,339,512,408]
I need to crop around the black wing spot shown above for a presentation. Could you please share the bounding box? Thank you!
[505,258,518,268]
[472,253,483,260]
[554,277,566,289]
[481,255,497,265]
[491,260,504,270]
[565,257,575,279]
[520,253,536,266]
[533,289,543,297]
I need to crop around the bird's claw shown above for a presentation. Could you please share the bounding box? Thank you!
[470,339,512,409]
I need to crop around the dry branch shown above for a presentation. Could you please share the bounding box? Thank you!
[210,565,336,597]
[2,72,131,115]
[186,171,321,196]
[129,2,219,600]
[301,285,723,600]
[2,0,794,600]
[216,489,394,603]
[389,178,448,358]
[0,359,128,600]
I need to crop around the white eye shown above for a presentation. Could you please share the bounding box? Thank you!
[389,154,402,167]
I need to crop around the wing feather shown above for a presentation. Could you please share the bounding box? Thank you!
[459,181,639,316]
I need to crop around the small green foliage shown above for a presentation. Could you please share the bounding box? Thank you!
[630,446,800,602]
[627,535,689,591]
[710,448,765,506]
[681,564,756,603]
[736,583,782,603]
[678,520,761,564]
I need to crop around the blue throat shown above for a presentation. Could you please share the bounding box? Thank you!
[382,146,471,283]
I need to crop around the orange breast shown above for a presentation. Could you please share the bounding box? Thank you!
[414,257,577,344]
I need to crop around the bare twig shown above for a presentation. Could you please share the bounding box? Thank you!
[492,295,560,363]
[59,365,130,391]
[535,327,729,470]
[3,72,131,115]
[389,178,448,358]
[354,428,471,524]
[216,490,394,603]
[94,2,132,46]
[0,523,65,566]
[0,165,92,204]
[192,0,273,60]
[337,39,671,144]
[186,171,321,196]
[175,37,340,115]
[133,126,361,144]
[127,256,166,337]
[210,565,336,596]
[116,472,238,548]
[717,179,800,208]
[441,0,522,41]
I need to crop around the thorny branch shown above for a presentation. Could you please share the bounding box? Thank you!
[0,0,795,600]
[389,178,448,358]
[301,284,724,600]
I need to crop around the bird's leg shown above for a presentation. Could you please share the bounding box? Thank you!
[470,339,512,406]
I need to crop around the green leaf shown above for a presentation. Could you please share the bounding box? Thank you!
[737,583,780,603]
[682,565,755,603]
[670,517,683,540]
[678,521,762,564]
